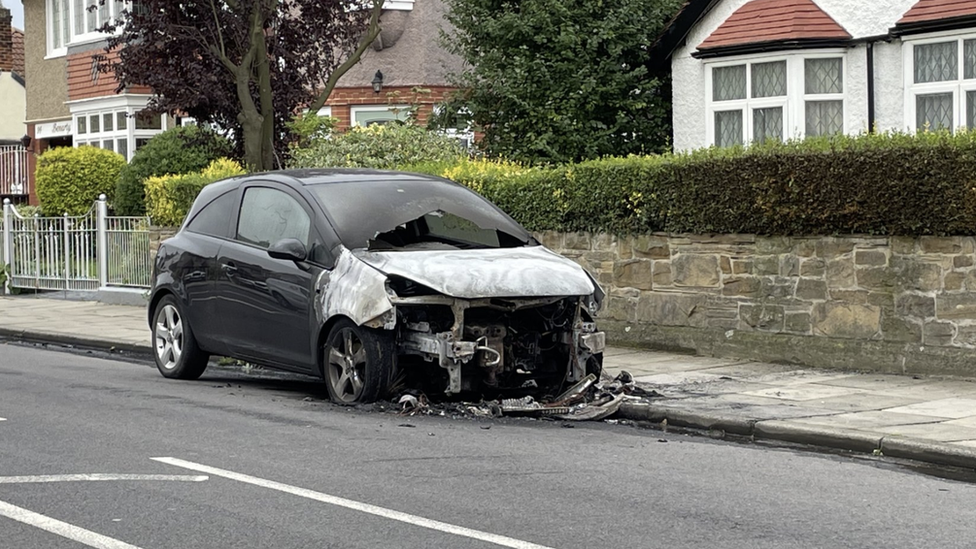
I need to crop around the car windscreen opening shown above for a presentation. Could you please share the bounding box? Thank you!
[310,179,531,250]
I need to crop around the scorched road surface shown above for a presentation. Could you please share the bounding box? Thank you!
[1,343,975,549]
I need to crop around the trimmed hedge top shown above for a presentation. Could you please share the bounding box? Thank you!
[405,131,976,237]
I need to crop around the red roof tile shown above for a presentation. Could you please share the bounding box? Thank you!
[899,0,976,24]
[12,27,23,78]
[699,0,851,50]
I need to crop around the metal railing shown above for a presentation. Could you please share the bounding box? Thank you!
[0,145,29,196]
[1,195,153,292]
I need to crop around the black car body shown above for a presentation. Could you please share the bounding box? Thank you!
[148,169,605,403]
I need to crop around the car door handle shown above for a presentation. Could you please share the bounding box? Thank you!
[221,262,238,274]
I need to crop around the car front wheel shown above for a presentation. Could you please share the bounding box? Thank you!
[152,295,209,380]
[324,319,393,404]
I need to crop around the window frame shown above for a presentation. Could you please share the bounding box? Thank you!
[68,95,168,161]
[903,30,976,132]
[705,50,847,147]
[349,105,411,127]
[46,0,127,58]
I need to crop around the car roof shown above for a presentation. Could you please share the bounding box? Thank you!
[251,168,451,186]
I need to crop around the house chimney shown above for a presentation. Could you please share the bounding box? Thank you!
[0,6,12,73]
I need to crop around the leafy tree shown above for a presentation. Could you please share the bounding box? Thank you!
[437,0,682,164]
[99,0,384,171]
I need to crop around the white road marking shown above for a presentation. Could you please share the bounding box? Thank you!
[0,474,208,484]
[0,499,144,549]
[153,457,557,549]
[0,418,6,421]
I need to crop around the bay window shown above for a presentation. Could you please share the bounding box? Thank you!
[707,53,846,147]
[72,101,167,161]
[905,34,976,132]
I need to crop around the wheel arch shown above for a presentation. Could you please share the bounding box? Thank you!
[315,315,355,379]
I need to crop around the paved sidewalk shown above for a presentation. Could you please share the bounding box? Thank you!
[4,295,976,469]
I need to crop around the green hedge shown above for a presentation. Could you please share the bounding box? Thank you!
[35,146,126,216]
[405,131,976,236]
[145,158,246,226]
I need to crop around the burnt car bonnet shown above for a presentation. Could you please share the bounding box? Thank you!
[353,246,597,299]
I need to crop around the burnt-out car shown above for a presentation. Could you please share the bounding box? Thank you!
[148,169,605,403]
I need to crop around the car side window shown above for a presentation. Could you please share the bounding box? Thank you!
[185,191,236,238]
[236,187,311,249]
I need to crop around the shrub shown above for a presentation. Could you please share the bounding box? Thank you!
[114,125,233,216]
[35,146,126,216]
[145,158,246,226]
[287,123,465,170]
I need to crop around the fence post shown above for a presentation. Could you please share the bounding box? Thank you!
[2,198,10,295]
[97,194,108,289]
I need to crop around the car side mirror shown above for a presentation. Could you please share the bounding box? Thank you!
[268,238,307,262]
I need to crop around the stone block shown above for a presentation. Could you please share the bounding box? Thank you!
[890,236,916,255]
[954,325,976,348]
[732,259,753,275]
[923,321,956,347]
[895,294,936,318]
[855,250,887,266]
[672,255,721,287]
[794,239,817,257]
[605,295,637,322]
[636,292,705,327]
[592,233,615,251]
[633,235,670,259]
[720,256,732,275]
[936,294,976,320]
[829,290,870,304]
[784,312,812,334]
[739,304,785,332]
[945,272,966,291]
[813,303,882,339]
[919,236,972,255]
[826,258,855,288]
[537,231,563,250]
[954,255,975,269]
[613,259,653,291]
[652,260,672,287]
[722,277,761,298]
[616,236,634,260]
[761,277,796,299]
[881,316,922,343]
[799,258,826,278]
[856,267,896,291]
[781,255,799,277]
[754,255,780,276]
[563,232,592,250]
[756,236,792,254]
[891,257,942,292]
[795,279,828,301]
[816,238,855,258]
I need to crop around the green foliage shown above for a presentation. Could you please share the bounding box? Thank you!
[35,146,126,216]
[285,113,339,149]
[114,125,233,216]
[145,158,246,226]
[439,0,682,164]
[287,123,466,170]
[407,131,976,237]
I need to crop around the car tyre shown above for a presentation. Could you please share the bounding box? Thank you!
[324,319,394,405]
[152,295,210,380]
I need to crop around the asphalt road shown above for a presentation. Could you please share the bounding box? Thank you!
[1,343,976,549]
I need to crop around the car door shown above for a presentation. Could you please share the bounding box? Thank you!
[213,183,319,370]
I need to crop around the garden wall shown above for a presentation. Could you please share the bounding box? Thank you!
[538,231,976,377]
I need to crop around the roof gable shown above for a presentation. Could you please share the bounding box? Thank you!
[899,0,976,25]
[698,0,851,51]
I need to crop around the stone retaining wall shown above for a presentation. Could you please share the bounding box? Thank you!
[537,232,976,377]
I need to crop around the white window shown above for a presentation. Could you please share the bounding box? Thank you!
[350,105,410,126]
[71,100,167,161]
[706,53,846,147]
[905,33,976,132]
[47,0,127,56]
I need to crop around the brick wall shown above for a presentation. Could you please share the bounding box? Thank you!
[540,231,976,377]
[326,86,455,130]
[0,7,12,73]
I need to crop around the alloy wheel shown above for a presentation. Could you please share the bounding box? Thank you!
[327,328,368,403]
[155,304,184,370]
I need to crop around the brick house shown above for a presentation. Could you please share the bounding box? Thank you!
[656,0,976,151]
[0,4,26,199]
[22,0,464,205]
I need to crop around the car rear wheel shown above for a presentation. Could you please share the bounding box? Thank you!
[152,295,209,380]
[324,319,393,404]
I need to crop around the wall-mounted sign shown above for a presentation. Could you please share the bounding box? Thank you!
[35,120,73,139]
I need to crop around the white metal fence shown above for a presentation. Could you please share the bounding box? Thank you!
[1,196,153,293]
[0,145,29,196]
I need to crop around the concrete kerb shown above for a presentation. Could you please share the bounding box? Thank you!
[0,327,153,359]
[619,401,976,471]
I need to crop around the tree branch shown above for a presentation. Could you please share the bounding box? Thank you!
[306,0,383,114]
